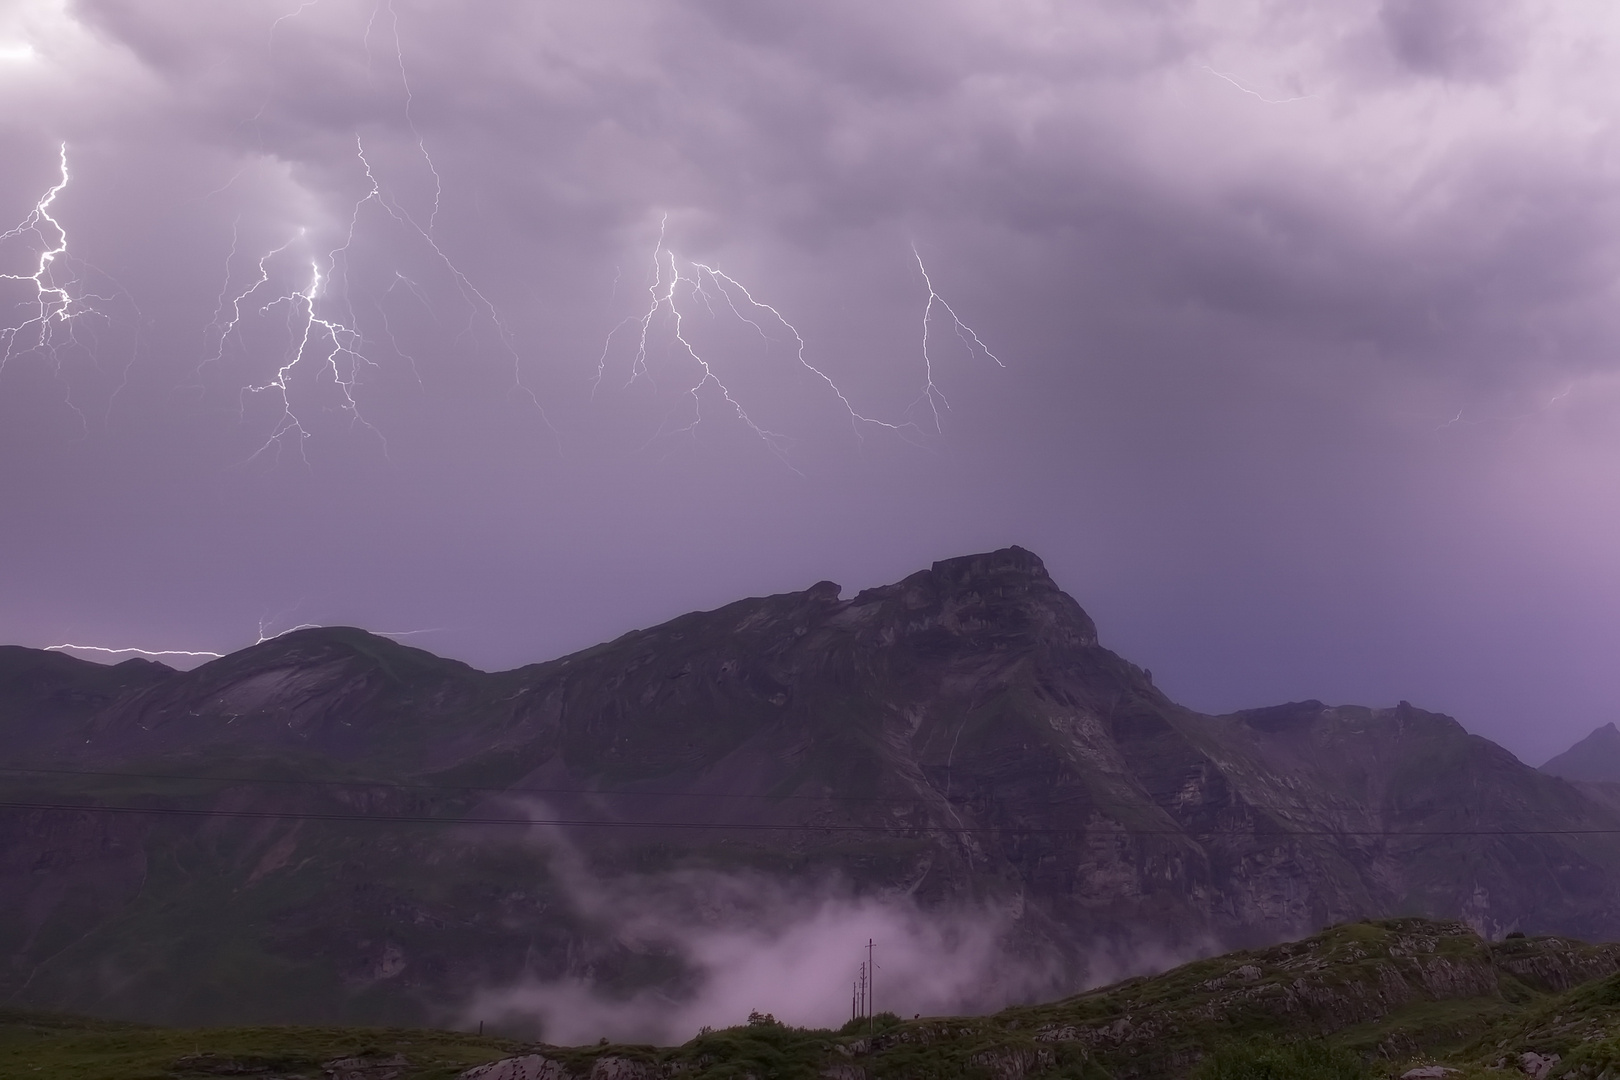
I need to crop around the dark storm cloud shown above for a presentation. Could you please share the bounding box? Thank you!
[4,1,1620,762]
[1379,0,1522,81]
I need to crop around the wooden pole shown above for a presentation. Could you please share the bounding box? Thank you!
[867,938,875,1034]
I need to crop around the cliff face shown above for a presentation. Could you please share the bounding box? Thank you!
[3,547,1620,1028]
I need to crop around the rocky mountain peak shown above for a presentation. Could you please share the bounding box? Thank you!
[928,544,1052,586]
[803,579,842,603]
[844,546,1098,648]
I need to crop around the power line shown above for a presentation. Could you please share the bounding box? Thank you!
[0,765,959,806]
[0,799,1616,839]
[0,767,1594,829]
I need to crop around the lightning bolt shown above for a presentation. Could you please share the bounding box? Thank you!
[686,261,907,441]
[1202,66,1309,105]
[615,217,796,465]
[198,155,382,465]
[912,244,1004,434]
[208,1,547,462]
[41,619,447,667]
[376,272,430,385]
[239,251,383,464]
[383,0,442,232]
[204,132,547,463]
[1436,382,1582,432]
[0,145,95,427]
[44,643,227,662]
[269,0,322,39]
[198,224,300,384]
[0,145,75,374]
[0,143,143,429]
[598,223,1005,461]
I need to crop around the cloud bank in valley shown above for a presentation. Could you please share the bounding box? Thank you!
[461,812,1196,1044]
[464,878,1040,1044]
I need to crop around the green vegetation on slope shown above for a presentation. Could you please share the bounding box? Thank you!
[1193,1040,1370,1080]
[15,918,1620,1079]
[0,1009,522,1080]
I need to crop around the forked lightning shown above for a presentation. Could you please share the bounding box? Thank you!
[597,220,1004,459]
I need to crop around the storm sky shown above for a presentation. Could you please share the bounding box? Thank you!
[3,0,1618,763]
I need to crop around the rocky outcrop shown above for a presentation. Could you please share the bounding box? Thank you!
[458,1055,672,1080]
[459,1055,571,1080]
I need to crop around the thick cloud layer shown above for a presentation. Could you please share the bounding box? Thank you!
[3,1,1620,761]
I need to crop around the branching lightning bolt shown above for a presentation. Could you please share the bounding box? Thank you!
[0,146,90,422]
[201,159,383,464]
[912,243,1003,433]
[597,223,1005,461]
[376,272,430,385]
[242,253,382,464]
[612,217,796,466]
[211,1,547,462]
[0,144,75,376]
[0,143,142,428]
[687,261,906,441]
[204,134,547,462]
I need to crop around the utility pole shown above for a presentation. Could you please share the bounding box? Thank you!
[867,938,876,1035]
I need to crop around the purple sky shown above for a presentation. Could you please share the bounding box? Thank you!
[3,1,1619,765]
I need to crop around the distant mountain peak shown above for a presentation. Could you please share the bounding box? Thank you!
[1542,722,1620,782]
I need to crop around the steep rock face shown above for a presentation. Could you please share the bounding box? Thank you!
[3,547,1620,1028]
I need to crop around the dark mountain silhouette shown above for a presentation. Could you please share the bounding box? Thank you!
[4,546,1620,1031]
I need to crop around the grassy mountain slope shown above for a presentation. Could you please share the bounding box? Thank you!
[11,918,1620,1079]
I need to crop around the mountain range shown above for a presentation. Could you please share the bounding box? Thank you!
[4,546,1620,1037]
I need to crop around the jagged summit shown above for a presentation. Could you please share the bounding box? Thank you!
[930,543,1050,583]
[847,545,1100,649]
[862,545,1058,599]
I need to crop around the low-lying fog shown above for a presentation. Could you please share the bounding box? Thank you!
[461,805,1211,1045]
